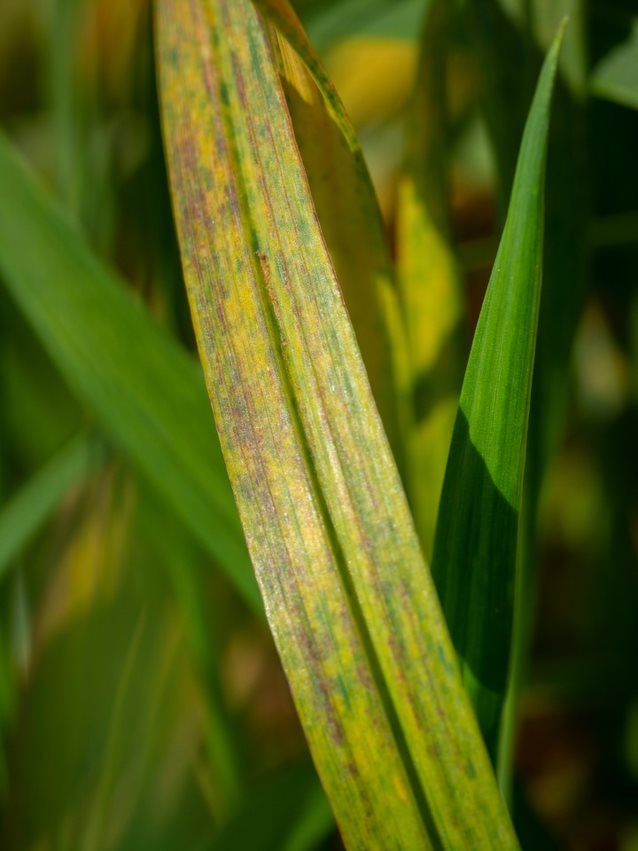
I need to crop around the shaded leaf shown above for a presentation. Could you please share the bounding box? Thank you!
[295,0,429,53]
[0,432,101,584]
[431,24,565,758]
[591,17,638,111]
[210,762,334,851]
[473,1,591,797]
[0,134,258,609]
[136,485,243,819]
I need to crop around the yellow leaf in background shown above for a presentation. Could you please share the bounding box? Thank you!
[325,38,418,129]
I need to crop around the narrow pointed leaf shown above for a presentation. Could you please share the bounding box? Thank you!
[157,1,518,848]
[257,0,415,469]
[136,486,243,818]
[0,432,100,583]
[0,135,257,608]
[431,25,565,757]
[469,1,589,794]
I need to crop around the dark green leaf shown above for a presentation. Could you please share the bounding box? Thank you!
[432,24,565,759]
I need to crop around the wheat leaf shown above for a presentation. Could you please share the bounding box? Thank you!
[431,23,566,759]
[157,1,518,847]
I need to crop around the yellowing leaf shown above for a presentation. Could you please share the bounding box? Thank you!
[157,0,518,847]
[269,26,406,468]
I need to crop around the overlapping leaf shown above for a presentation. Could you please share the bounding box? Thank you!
[268,22,406,467]
[157,0,517,848]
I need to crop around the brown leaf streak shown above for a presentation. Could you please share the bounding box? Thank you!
[256,249,288,347]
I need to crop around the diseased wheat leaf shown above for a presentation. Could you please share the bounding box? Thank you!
[257,0,415,474]
[0,134,257,608]
[157,1,518,848]
[254,0,382,152]
[267,22,407,469]
[431,25,565,759]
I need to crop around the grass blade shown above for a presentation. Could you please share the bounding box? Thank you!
[470,1,590,796]
[299,0,430,53]
[431,25,565,758]
[0,432,100,583]
[157,1,518,847]
[82,614,146,851]
[591,17,638,111]
[136,485,243,819]
[0,134,258,609]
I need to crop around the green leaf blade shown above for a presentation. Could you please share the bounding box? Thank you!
[0,134,257,608]
[0,432,98,583]
[591,17,638,111]
[432,24,566,757]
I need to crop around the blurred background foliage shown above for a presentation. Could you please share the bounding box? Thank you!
[0,0,637,848]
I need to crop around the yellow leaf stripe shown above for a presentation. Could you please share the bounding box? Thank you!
[269,26,406,470]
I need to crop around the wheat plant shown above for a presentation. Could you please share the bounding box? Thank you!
[0,1,637,849]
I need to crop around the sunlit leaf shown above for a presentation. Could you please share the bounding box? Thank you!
[268,23,406,467]
[431,24,565,759]
[157,0,517,847]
